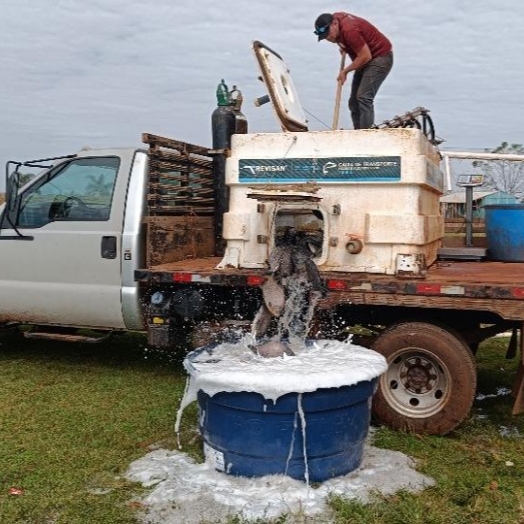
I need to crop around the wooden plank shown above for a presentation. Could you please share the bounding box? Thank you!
[441,236,488,248]
[319,293,524,321]
[443,218,487,247]
[150,148,213,168]
[444,218,485,233]
[142,133,211,157]
[146,216,215,267]
[145,137,215,217]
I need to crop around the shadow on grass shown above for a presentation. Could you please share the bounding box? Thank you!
[0,328,191,374]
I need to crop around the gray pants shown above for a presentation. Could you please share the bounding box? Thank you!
[348,51,393,129]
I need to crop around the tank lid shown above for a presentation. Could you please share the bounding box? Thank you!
[252,41,308,132]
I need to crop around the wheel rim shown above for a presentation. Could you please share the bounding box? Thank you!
[380,347,451,418]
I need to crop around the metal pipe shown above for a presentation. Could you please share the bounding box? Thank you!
[441,150,524,192]
[440,151,524,161]
[444,155,452,191]
[254,95,270,107]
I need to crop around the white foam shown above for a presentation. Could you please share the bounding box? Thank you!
[125,439,435,523]
[183,338,388,404]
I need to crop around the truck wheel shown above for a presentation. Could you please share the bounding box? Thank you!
[372,321,477,435]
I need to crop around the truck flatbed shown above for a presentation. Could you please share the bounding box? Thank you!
[136,259,524,320]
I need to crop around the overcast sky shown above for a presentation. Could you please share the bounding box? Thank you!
[2,0,523,185]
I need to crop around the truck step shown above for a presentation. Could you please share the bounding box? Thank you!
[23,331,113,344]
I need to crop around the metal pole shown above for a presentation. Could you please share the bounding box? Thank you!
[441,151,524,162]
[444,155,452,191]
[465,186,473,247]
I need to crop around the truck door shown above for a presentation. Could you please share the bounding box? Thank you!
[0,150,137,329]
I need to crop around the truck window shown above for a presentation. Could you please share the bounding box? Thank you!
[17,157,120,228]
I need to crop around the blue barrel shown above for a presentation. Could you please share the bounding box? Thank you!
[196,379,377,482]
[484,204,524,262]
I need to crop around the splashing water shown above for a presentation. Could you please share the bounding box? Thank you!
[252,229,327,356]
[296,393,309,484]
[276,274,323,354]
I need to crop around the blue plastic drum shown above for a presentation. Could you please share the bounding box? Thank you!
[196,379,377,482]
[485,204,524,262]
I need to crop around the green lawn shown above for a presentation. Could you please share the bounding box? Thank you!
[0,332,189,524]
[0,331,523,523]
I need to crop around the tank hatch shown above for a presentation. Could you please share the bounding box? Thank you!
[252,41,308,133]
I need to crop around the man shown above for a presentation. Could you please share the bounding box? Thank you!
[314,12,393,129]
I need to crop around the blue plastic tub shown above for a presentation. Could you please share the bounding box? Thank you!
[484,204,524,262]
[196,379,377,482]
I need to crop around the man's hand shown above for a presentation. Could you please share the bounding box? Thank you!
[337,68,351,85]
[337,44,372,85]
[337,69,350,85]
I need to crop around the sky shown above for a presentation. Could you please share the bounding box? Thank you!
[2,0,524,187]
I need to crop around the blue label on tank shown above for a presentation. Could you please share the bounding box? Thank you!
[238,157,401,183]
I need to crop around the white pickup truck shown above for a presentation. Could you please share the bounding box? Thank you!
[2,42,523,435]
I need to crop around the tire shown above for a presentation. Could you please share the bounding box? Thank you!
[372,321,477,435]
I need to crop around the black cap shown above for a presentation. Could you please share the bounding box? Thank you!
[314,13,333,41]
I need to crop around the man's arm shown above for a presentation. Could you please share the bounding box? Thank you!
[337,44,372,84]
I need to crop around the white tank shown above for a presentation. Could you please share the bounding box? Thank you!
[218,127,444,276]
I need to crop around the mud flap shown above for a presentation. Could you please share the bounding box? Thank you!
[512,363,524,415]
[512,324,524,415]
[512,364,524,415]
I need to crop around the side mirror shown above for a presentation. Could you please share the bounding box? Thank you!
[5,171,20,212]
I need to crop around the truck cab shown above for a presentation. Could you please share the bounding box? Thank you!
[0,148,148,331]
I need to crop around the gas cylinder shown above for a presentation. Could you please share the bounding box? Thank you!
[229,85,248,135]
[211,79,236,151]
[211,79,236,256]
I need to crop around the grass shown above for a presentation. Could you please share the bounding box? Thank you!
[0,332,523,523]
[0,331,197,524]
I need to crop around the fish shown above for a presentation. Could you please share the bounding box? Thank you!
[260,275,285,317]
[251,339,295,358]
[251,303,273,339]
[251,227,326,340]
